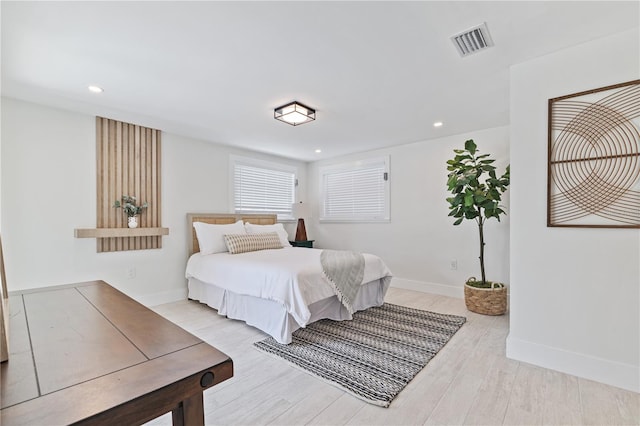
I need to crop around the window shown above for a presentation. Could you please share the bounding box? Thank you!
[320,156,390,222]
[230,156,296,220]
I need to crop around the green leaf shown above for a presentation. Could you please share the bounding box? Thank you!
[463,193,473,207]
[464,139,477,155]
[474,195,487,204]
[453,218,463,225]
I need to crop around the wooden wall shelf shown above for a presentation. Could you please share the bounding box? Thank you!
[74,228,169,239]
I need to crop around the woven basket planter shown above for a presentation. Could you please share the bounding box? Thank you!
[464,281,507,316]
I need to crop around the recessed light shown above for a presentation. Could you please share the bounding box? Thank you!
[315,149,322,153]
[433,121,443,128]
[88,85,104,93]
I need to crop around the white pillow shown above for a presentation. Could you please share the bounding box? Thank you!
[193,220,246,255]
[244,222,291,247]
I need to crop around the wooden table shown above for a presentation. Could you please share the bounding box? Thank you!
[0,280,233,425]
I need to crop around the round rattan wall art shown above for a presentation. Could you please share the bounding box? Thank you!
[548,79,640,228]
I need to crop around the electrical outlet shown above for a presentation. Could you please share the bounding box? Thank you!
[127,267,136,279]
[450,259,458,270]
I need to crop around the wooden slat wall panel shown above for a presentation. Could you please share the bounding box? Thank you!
[96,117,162,252]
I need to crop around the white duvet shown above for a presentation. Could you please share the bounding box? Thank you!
[185,246,392,327]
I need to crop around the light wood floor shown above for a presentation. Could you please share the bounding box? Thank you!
[147,287,639,425]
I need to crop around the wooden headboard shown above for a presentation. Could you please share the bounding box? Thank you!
[187,213,277,255]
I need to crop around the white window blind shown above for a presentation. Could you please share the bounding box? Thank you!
[320,156,390,222]
[231,157,296,220]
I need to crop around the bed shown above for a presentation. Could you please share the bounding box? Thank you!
[185,213,392,344]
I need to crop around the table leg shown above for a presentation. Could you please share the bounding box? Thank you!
[171,393,204,426]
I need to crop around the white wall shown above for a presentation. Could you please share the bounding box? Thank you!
[307,126,510,298]
[507,28,640,392]
[1,97,304,305]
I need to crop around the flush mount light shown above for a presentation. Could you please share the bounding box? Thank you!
[433,121,443,127]
[315,149,322,153]
[88,85,104,93]
[274,101,315,126]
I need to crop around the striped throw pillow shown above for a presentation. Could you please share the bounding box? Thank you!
[224,232,283,254]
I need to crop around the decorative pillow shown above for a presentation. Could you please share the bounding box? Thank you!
[244,222,291,247]
[224,232,283,254]
[193,220,246,255]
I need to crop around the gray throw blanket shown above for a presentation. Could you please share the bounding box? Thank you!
[320,249,365,314]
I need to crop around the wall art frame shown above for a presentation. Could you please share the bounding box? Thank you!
[547,79,640,228]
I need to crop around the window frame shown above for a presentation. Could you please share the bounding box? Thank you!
[229,155,298,221]
[319,155,390,223]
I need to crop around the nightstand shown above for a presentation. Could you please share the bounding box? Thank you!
[289,240,314,248]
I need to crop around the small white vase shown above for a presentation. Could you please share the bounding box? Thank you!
[127,216,138,229]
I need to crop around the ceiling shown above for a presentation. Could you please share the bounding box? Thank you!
[2,1,638,162]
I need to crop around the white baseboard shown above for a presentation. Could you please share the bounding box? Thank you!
[391,278,464,299]
[136,287,188,307]
[506,334,639,393]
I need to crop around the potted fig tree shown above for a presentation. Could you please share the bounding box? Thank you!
[446,139,510,315]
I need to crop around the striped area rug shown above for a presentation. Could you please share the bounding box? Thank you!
[253,303,466,407]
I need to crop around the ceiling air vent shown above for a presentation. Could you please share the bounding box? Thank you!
[451,22,494,57]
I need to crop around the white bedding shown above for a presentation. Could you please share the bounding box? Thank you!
[185,246,392,343]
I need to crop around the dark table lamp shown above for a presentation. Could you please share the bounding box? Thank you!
[292,202,310,241]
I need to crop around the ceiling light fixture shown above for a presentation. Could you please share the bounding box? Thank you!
[274,101,315,126]
[315,149,322,153]
[88,85,104,93]
[433,121,443,127]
